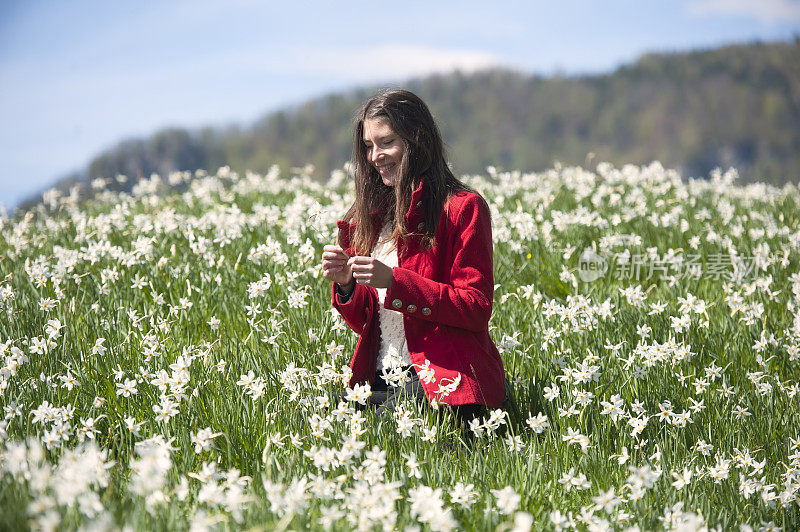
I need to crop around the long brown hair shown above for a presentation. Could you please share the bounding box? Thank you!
[342,89,473,255]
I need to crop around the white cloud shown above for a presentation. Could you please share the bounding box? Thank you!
[254,44,509,81]
[687,0,800,23]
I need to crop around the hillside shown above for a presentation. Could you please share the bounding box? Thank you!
[33,39,800,209]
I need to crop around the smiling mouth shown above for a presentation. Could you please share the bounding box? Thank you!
[376,163,396,175]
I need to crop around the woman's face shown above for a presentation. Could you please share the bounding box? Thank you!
[363,117,405,187]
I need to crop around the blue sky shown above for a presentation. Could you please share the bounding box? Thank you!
[1,0,799,210]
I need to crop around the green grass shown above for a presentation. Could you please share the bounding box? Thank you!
[1,163,799,530]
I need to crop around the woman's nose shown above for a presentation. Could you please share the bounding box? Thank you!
[370,146,383,163]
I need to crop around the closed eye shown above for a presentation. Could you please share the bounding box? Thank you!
[365,138,395,149]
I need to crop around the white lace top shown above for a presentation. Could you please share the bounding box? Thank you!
[372,224,412,372]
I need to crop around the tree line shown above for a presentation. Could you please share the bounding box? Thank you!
[25,38,800,210]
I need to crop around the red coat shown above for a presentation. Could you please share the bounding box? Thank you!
[331,177,506,407]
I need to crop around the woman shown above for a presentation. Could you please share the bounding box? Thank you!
[321,89,505,427]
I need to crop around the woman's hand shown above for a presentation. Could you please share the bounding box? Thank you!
[348,256,394,289]
[322,245,353,287]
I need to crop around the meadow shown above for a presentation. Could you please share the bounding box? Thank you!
[0,161,798,530]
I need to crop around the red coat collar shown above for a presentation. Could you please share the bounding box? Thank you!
[404,177,427,227]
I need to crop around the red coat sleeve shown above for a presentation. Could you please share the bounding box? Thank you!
[383,194,494,333]
[331,282,378,335]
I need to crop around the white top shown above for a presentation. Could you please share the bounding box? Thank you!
[372,223,412,372]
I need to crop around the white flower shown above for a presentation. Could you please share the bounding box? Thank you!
[611,446,630,465]
[550,509,574,531]
[92,338,106,356]
[484,409,508,432]
[592,487,621,513]
[286,287,309,308]
[59,371,79,391]
[152,396,179,422]
[491,486,520,515]
[509,512,533,532]
[449,482,477,507]
[421,425,438,442]
[628,416,649,438]
[191,427,221,453]
[45,318,63,340]
[670,313,691,334]
[600,394,625,422]
[562,427,590,453]
[695,439,714,456]
[325,341,344,359]
[404,452,424,479]
[504,434,524,452]
[627,464,660,490]
[344,383,371,405]
[116,378,138,398]
[39,297,57,312]
[544,384,560,401]
[408,485,456,531]
[130,436,174,499]
[558,467,590,491]
[124,417,143,437]
[526,412,549,433]
[707,457,731,483]
[415,359,436,384]
[671,467,692,489]
[468,417,484,438]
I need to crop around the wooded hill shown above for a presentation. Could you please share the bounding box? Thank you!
[39,39,800,208]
